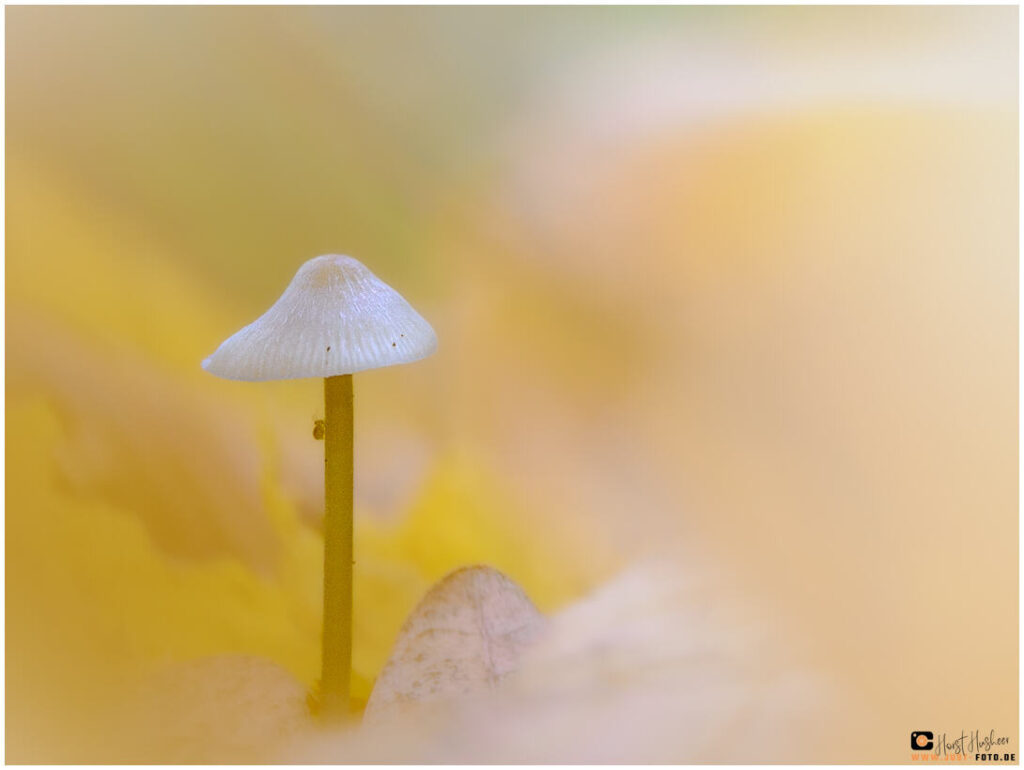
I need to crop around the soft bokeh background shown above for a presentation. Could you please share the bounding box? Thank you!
[5,5,1017,763]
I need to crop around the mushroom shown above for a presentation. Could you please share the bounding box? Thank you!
[203,254,437,718]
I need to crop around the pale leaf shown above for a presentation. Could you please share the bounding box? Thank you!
[364,565,545,722]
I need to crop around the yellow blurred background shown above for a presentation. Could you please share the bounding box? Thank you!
[5,5,1018,763]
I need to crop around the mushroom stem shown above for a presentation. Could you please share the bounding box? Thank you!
[321,373,353,717]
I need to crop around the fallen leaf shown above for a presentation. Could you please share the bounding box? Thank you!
[364,565,546,722]
[289,560,857,763]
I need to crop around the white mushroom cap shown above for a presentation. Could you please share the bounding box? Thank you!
[202,254,437,381]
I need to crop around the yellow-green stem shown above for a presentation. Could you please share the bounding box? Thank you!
[321,374,353,717]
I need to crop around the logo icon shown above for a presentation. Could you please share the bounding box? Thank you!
[911,731,935,751]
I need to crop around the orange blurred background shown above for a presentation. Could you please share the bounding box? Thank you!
[5,5,1018,762]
